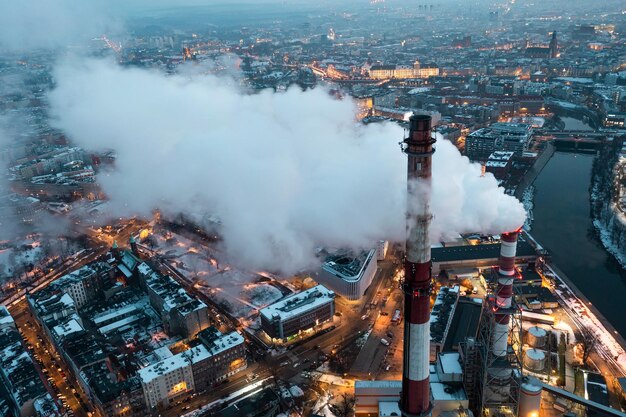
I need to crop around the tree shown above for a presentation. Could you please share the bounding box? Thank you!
[331,393,356,417]
[579,331,597,366]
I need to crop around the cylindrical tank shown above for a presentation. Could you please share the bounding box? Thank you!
[527,326,547,348]
[524,348,546,371]
[519,379,542,417]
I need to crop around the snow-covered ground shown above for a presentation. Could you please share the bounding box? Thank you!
[180,378,271,417]
[547,264,626,375]
[311,392,337,417]
[312,372,354,388]
[150,230,286,319]
[521,185,535,230]
[0,237,45,281]
[593,216,626,269]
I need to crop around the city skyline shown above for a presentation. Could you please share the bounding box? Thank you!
[1,1,626,417]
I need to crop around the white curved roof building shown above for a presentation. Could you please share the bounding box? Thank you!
[317,249,377,300]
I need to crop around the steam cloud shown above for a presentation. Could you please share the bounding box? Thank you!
[48,59,526,272]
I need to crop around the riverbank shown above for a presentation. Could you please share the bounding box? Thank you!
[545,260,626,369]
[514,142,555,200]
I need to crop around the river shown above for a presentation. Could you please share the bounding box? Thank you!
[531,151,626,336]
[561,116,594,131]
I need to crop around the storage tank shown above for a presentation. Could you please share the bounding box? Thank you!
[527,326,547,348]
[519,378,542,417]
[524,348,546,371]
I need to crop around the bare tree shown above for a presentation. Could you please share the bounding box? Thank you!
[331,393,356,417]
[579,331,597,366]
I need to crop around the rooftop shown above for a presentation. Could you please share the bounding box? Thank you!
[432,240,536,263]
[322,249,376,281]
[431,286,459,343]
[260,285,335,322]
[443,298,483,351]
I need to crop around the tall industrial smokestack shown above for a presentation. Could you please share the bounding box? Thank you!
[400,114,435,417]
[492,230,520,357]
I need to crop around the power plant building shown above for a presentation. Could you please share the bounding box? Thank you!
[317,249,377,300]
[431,238,537,274]
[260,285,335,341]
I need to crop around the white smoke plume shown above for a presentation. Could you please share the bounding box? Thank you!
[48,58,526,272]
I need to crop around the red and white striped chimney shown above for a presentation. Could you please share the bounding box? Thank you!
[492,230,520,357]
[400,114,435,417]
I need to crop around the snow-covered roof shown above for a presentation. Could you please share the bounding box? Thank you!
[430,382,467,401]
[355,380,401,389]
[525,348,546,360]
[138,350,192,384]
[0,306,14,328]
[321,249,376,282]
[379,401,402,416]
[98,314,144,335]
[138,335,239,385]
[438,352,462,375]
[203,331,244,357]
[93,304,140,325]
[260,285,334,322]
[52,318,83,338]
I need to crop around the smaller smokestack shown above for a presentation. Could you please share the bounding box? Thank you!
[492,230,520,357]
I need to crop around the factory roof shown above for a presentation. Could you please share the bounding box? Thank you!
[355,380,402,389]
[260,285,334,322]
[443,298,483,351]
[437,352,463,375]
[379,402,402,416]
[430,382,467,402]
[586,372,610,406]
[431,240,536,263]
[430,286,459,343]
[322,249,376,281]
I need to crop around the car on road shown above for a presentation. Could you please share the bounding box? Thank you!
[387,332,394,339]
[380,338,390,346]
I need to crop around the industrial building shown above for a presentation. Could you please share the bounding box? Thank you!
[317,249,377,300]
[465,123,533,161]
[354,115,578,417]
[260,285,335,341]
[431,237,537,274]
